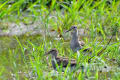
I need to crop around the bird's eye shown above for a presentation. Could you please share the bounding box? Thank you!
[71,26,77,29]
[74,26,77,28]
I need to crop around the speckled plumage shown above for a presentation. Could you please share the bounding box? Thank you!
[44,48,77,71]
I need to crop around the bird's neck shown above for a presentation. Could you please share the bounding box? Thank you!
[52,55,57,59]
[71,32,79,43]
[51,57,57,70]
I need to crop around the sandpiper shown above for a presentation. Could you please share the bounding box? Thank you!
[66,26,92,55]
[44,48,83,71]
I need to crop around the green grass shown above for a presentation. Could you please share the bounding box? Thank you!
[0,0,120,79]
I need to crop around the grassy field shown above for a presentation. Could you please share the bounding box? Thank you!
[0,0,120,80]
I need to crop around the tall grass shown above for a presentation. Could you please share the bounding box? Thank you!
[0,0,120,79]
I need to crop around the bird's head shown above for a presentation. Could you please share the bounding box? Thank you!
[65,26,77,33]
[65,26,78,37]
[44,48,58,58]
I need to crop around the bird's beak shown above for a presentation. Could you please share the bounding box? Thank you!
[65,27,73,33]
[44,52,49,56]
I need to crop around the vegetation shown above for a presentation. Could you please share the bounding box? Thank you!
[0,0,120,79]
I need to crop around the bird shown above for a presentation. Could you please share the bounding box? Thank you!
[65,26,92,55]
[44,48,83,71]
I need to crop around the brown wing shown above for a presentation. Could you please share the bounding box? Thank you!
[56,57,62,66]
[79,41,92,53]
[70,59,76,64]
[62,58,76,66]
[79,41,85,46]
[57,57,76,67]
[70,59,77,67]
